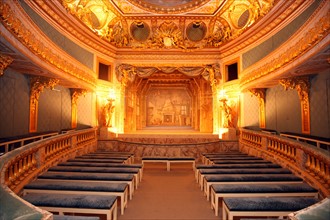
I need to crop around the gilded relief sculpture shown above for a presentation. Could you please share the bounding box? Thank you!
[103,99,115,127]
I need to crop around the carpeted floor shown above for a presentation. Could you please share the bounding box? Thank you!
[118,163,219,220]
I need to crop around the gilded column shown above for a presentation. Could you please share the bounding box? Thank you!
[71,89,87,129]
[0,54,13,76]
[29,76,59,132]
[280,76,310,134]
[249,88,266,128]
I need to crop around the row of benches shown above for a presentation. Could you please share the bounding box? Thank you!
[20,151,140,220]
[196,152,322,219]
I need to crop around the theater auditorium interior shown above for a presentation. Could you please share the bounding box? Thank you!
[0,0,329,220]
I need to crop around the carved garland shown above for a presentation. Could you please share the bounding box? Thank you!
[249,88,266,128]
[279,76,310,134]
[29,76,59,132]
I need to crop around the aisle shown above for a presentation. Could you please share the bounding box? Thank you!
[118,163,219,220]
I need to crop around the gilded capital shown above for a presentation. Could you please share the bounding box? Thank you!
[279,76,310,101]
[0,54,13,76]
[30,76,59,105]
[71,89,87,105]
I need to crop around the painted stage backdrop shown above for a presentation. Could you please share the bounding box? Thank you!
[146,88,192,126]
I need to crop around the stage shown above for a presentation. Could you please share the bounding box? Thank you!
[98,126,239,161]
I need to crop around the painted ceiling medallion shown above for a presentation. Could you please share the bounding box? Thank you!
[126,0,213,14]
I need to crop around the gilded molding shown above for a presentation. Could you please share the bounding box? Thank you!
[0,1,96,88]
[241,4,330,87]
[0,53,13,76]
[249,88,266,128]
[71,89,87,106]
[29,76,59,132]
[71,88,87,128]
[280,76,311,134]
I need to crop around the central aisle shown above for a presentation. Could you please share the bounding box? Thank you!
[118,163,219,220]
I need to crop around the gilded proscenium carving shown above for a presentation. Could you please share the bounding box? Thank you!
[71,89,87,129]
[0,1,96,88]
[115,63,221,91]
[29,76,59,132]
[279,76,310,134]
[241,7,330,87]
[0,53,13,76]
[249,88,266,128]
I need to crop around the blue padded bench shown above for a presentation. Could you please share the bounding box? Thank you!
[203,174,303,201]
[76,156,131,164]
[58,162,144,180]
[194,164,282,181]
[222,197,319,220]
[210,183,318,216]
[68,158,126,164]
[22,193,118,220]
[23,179,129,215]
[197,168,292,186]
[288,197,330,220]
[48,166,142,184]
[212,160,272,165]
[53,215,100,220]
[204,156,262,165]
[38,172,135,200]
[142,157,195,171]
[87,153,135,163]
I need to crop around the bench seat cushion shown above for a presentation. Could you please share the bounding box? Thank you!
[39,171,134,181]
[207,157,262,160]
[200,168,291,175]
[78,155,129,159]
[196,164,281,169]
[168,157,195,161]
[68,159,125,163]
[204,174,302,182]
[212,183,317,193]
[59,162,142,168]
[22,193,117,209]
[223,197,319,211]
[53,215,100,220]
[24,179,128,192]
[142,157,168,160]
[48,166,139,173]
[213,160,271,164]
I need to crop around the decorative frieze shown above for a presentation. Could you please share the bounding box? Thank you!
[249,88,266,128]
[279,76,310,134]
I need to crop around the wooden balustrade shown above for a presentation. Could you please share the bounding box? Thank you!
[240,128,330,197]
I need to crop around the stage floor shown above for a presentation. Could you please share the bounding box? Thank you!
[124,126,214,135]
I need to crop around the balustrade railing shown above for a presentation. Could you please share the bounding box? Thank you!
[240,128,330,197]
[0,128,97,220]
[0,132,59,156]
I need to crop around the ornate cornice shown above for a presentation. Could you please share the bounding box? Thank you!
[0,53,13,76]
[0,0,96,88]
[249,88,266,101]
[240,2,330,88]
